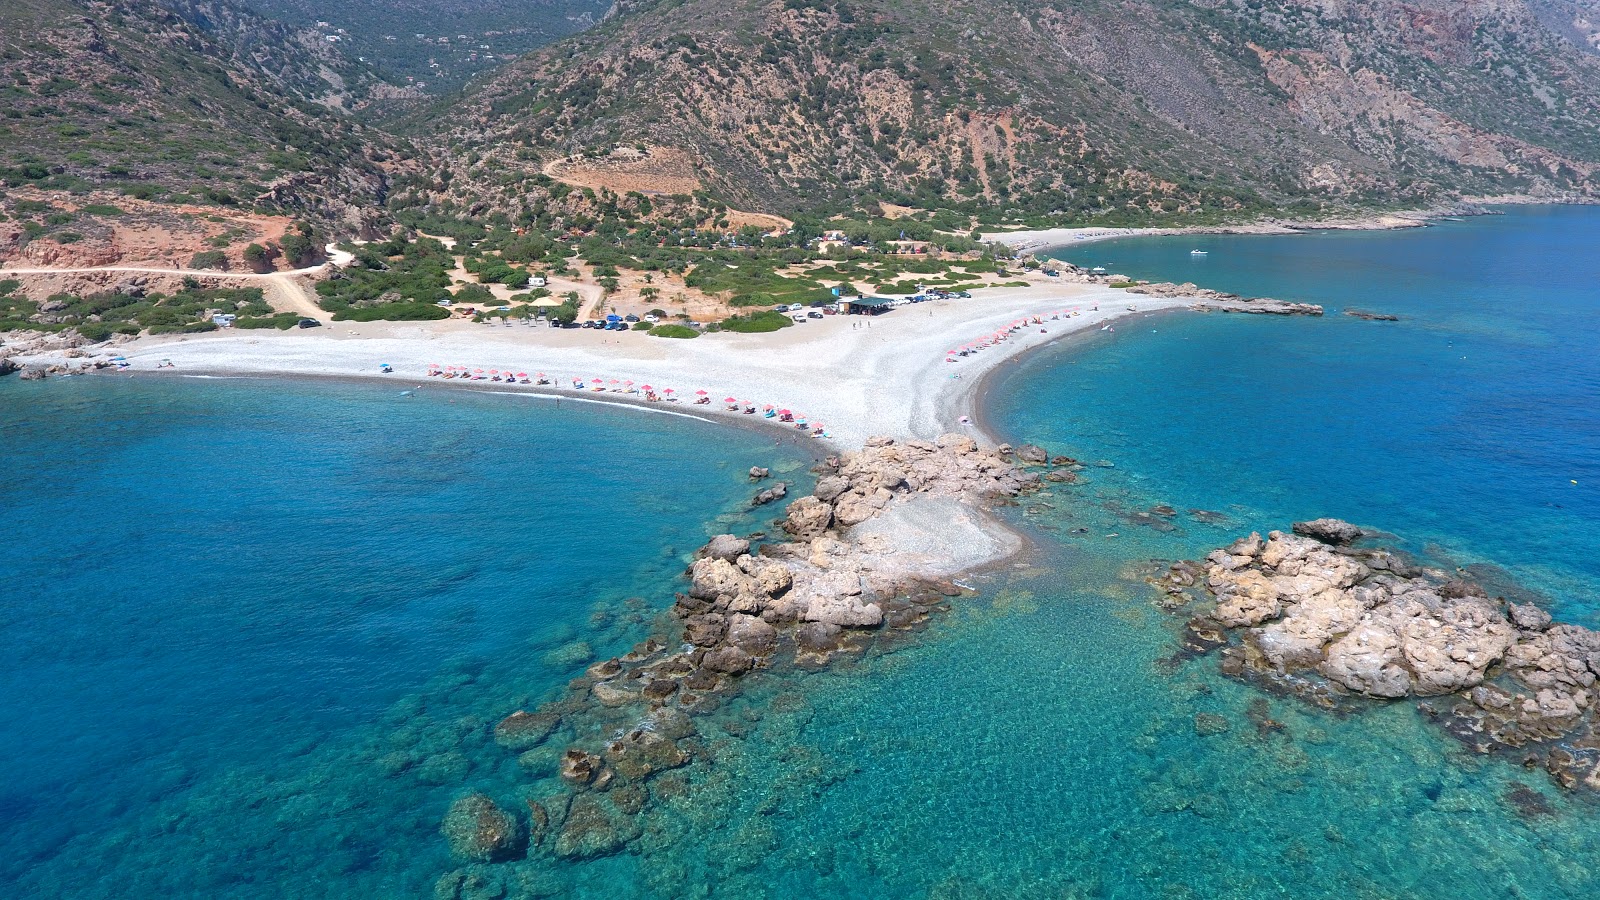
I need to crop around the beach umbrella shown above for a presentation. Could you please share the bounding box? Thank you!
[536,372,545,378]
[474,368,484,374]
[664,388,675,395]
[490,369,499,375]
[695,390,708,396]
[517,372,528,379]
[623,380,633,386]
[592,377,602,384]
[763,404,774,410]
[641,384,653,391]
[724,396,737,403]
[779,409,791,415]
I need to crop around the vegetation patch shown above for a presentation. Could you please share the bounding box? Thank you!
[648,324,700,338]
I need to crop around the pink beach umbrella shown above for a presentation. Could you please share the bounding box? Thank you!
[641,384,653,391]
[517,372,528,379]
[763,404,774,411]
[664,388,675,395]
[695,390,709,396]
[724,396,737,403]
[591,378,602,384]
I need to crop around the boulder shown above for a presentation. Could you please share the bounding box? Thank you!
[559,749,602,786]
[1509,603,1553,632]
[737,555,792,596]
[689,557,750,600]
[803,595,883,628]
[683,613,726,646]
[753,482,788,505]
[833,487,893,526]
[726,613,778,654]
[813,474,850,502]
[440,792,524,862]
[1016,444,1049,464]
[492,711,560,751]
[749,466,770,481]
[1292,518,1366,545]
[702,646,756,675]
[701,534,750,563]
[782,496,833,538]
[795,621,843,654]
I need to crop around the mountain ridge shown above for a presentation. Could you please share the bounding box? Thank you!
[424,0,1600,224]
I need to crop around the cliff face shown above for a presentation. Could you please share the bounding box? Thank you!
[430,0,1600,217]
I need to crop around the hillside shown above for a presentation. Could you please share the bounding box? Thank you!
[0,0,401,222]
[245,0,612,91]
[430,0,1600,224]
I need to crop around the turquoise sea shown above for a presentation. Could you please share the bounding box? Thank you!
[3,205,1597,897]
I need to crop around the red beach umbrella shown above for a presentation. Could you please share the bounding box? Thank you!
[641,384,653,391]
[664,388,675,394]
[591,377,602,383]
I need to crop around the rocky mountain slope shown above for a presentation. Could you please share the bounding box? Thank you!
[246,0,612,90]
[431,0,1600,221]
[0,0,402,221]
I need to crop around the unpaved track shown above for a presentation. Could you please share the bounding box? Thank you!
[0,264,328,319]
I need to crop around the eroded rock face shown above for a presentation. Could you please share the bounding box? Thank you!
[1292,517,1367,545]
[441,793,523,862]
[783,496,834,538]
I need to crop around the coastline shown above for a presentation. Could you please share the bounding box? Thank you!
[978,197,1577,255]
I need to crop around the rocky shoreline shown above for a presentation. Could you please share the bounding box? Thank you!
[1152,521,1600,796]
[431,435,1066,892]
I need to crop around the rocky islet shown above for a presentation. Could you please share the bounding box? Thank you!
[1153,519,1600,794]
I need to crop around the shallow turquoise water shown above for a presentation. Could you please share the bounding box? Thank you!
[0,377,815,897]
[5,206,1600,898]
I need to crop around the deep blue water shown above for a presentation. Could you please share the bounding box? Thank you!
[4,206,1599,898]
[1034,205,1600,620]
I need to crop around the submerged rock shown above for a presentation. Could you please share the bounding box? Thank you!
[441,793,524,862]
[493,711,559,751]
[553,795,639,859]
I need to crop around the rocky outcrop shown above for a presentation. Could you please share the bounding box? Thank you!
[1155,521,1600,796]
[461,435,1038,868]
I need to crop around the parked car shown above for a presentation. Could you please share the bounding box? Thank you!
[643,314,660,323]
[791,314,807,322]
[624,314,640,322]
[297,318,321,328]
[807,311,824,319]
[956,291,972,299]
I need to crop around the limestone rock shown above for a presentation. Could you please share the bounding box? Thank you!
[814,474,850,502]
[783,496,833,538]
[1016,444,1048,464]
[1211,569,1280,627]
[702,534,750,563]
[1509,603,1553,632]
[1292,518,1367,545]
[726,613,778,654]
[702,646,756,674]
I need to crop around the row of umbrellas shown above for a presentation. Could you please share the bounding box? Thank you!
[419,364,825,433]
[944,307,1088,362]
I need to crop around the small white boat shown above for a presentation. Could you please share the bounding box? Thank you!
[1190,249,1208,256]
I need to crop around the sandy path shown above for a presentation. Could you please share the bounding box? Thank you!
[0,264,327,319]
[74,282,1186,448]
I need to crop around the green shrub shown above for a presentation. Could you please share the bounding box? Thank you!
[190,250,227,270]
[719,310,793,333]
[649,324,700,339]
[80,203,124,216]
[632,321,653,330]
[332,302,450,322]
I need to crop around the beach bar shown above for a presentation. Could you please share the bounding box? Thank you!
[843,296,895,316]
